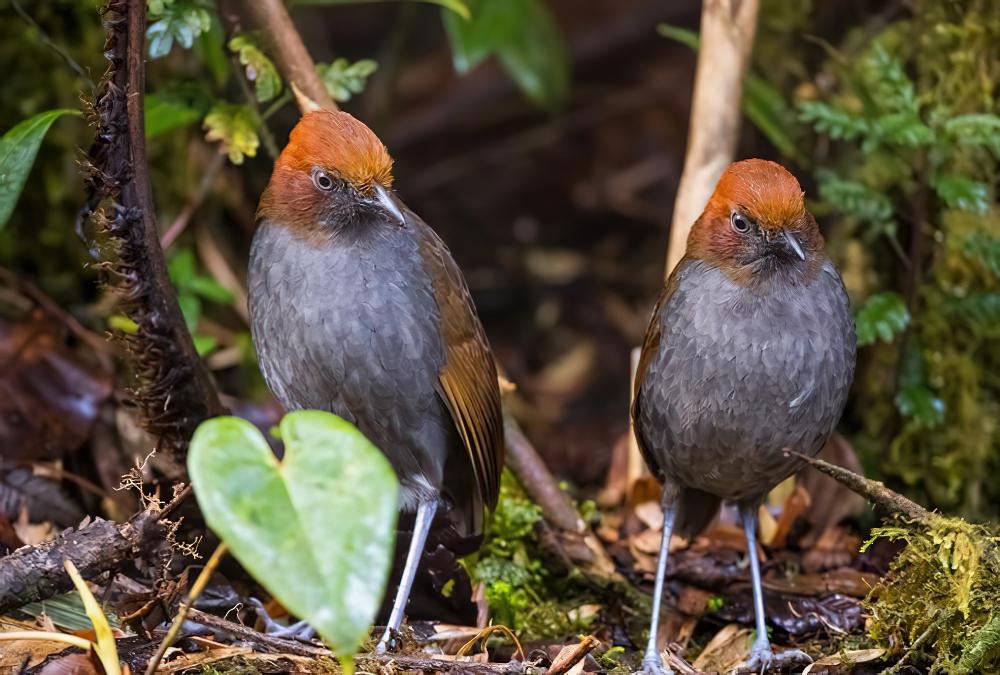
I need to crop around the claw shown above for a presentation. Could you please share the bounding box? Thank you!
[739,640,811,674]
[248,598,317,642]
[375,625,402,654]
[636,647,674,675]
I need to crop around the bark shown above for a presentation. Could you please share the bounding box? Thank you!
[82,0,225,460]
[237,0,338,112]
[788,451,931,521]
[663,0,760,278]
[186,608,526,672]
[503,414,583,533]
[0,512,163,613]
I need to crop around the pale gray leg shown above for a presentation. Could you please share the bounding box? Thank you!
[739,504,811,673]
[375,499,438,653]
[640,484,678,675]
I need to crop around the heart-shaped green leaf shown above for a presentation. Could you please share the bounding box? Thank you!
[188,411,399,658]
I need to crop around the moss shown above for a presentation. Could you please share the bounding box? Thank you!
[466,470,598,641]
[863,514,1000,672]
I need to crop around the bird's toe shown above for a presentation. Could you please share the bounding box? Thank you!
[248,598,316,642]
[636,647,674,675]
[740,643,812,673]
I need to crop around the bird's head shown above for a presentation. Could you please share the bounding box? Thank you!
[257,110,405,236]
[687,159,824,286]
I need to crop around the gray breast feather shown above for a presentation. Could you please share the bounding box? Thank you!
[637,259,856,502]
[248,221,452,506]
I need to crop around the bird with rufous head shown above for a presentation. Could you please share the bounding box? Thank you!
[248,110,503,652]
[632,159,856,674]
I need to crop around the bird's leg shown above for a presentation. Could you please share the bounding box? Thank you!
[375,498,439,654]
[247,598,316,641]
[640,483,679,675]
[739,504,811,673]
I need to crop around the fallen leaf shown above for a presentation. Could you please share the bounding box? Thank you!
[802,648,886,674]
[0,635,74,669]
[38,652,102,675]
[691,623,751,673]
[0,310,111,462]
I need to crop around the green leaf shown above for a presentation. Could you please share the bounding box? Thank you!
[316,59,378,103]
[950,292,1000,326]
[168,248,197,287]
[866,43,917,114]
[657,24,798,159]
[229,35,282,103]
[743,76,799,159]
[188,275,234,303]
[145,94,201,138]
[817,171,895,223]
[146,0,212,59]
[961,232,1000,278]
[943,113,1000,157]
[869,112,934,149]
[0,109,79,233]
[798,101,869,141]
[188,412,399,658]
[203,103,259,164]
[293,0,470,21]
[177,292,201,333]
[655,23,698,50]
[895,384,944,428]
[442,0,569,111]
[933,173,989,214]
[192,333,218,356]
[855,291,910,346]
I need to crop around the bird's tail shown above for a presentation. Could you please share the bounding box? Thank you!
[674,487,722,539]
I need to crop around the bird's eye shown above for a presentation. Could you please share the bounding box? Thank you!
[731,212,752,233]
[313,170,334,191]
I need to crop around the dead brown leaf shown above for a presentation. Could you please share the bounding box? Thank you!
[0,310,111,462]
[691,623,751,673]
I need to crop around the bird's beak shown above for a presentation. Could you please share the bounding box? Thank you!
[782,228,806,261]
[374,184,405,227]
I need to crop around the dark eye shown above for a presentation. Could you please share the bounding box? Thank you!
[731,211,752,233]
[313,170,334,191]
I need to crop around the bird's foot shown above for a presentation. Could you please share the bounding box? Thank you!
[636,646,674,675]
[374,626,400,654]
[248,598,316,642]
[739,640,811,674]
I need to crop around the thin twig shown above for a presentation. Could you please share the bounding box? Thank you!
[503,413,583,533]
[785,450,930,521]
[232,55,279,159]
[160,153,227,249]
[0,266,116,371]
[145,542,228,674]
[12,0,97,95]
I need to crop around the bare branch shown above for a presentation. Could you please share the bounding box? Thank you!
[237,0,338,113]
[81,0,226,459]
[664,0,760,278]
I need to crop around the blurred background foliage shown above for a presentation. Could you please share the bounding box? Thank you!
[0,0,996,545]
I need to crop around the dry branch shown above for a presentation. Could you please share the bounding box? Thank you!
[186,609,526,672]
[664,0,760,277]
[237,0,337,112]
[788,451,931,521]
[82,0,225,459]
[503,414,583,533]
[0,511,163,613]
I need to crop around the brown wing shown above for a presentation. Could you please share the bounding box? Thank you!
[418,226,503,511]
[631,259,688,476]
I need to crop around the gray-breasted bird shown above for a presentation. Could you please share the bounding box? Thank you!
[248,110,503,651]
[632,160,856,673]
